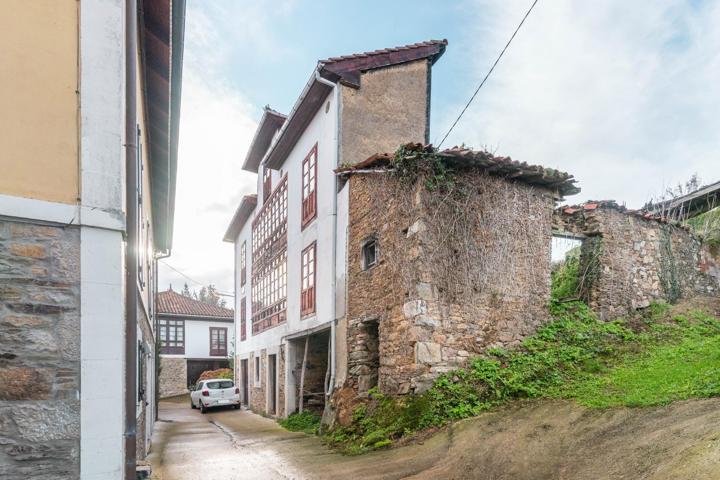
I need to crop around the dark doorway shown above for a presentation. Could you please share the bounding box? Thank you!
[186,359,229,388]
[240,359,249,406]
[359,320,379,393]
[268,354,277,415]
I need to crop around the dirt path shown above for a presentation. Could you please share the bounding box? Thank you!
[149,396,720,480]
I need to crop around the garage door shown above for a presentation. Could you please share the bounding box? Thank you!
[186,359,230,387]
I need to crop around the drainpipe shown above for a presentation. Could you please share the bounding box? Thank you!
[314,72,340,398]
[124,0,139,478]
[153,251,171,421]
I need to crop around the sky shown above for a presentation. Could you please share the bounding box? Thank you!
[159,0,720,297]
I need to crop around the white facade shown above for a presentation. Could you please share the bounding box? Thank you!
[160,316,235,360]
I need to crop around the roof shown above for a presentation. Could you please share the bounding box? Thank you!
[336,144,580,197]
[558,200,692,230]
[157,289,234,319]
[263,40,447,170]
[141,0,186,252]
[241,107,287,173]
[223,194,258,242]
[318,40,447,88]
[645,179,720,220]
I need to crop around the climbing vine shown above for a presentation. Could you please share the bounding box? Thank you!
[364,144,551,304]
[659,225,681,303]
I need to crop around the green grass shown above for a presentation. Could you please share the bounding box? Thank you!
[551,246,581,300]
[323,300,720,454]
[278,411,322,434]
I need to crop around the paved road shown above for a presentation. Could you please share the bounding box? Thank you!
[148,396,448,480]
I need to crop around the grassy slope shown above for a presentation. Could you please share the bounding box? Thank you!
[317,298,720,454]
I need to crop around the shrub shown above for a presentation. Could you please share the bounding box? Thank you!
[278,411,321,434]
[198,368,233,382]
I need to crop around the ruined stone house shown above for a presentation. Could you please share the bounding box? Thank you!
[554,201,719,320]
[334,146,579,399]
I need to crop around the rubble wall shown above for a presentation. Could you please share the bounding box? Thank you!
[343,172,556,396]
[0,219,81,479]
[555,205,718,320]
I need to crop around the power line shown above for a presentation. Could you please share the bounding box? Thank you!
[436,0,541,149]
[159,259,235,297]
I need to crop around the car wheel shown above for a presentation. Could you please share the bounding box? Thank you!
[233,404,240,410]
[200,403,207,414]
[190,399,196,409]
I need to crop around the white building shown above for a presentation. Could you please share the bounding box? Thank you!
[157,289,235,397]
[223,40,447,417]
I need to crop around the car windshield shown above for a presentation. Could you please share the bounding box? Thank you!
[206,380,234,389]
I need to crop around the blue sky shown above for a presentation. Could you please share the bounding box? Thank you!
[160,0,720,295]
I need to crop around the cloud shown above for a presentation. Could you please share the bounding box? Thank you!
[158,2,260,294]
[440,0,720,207]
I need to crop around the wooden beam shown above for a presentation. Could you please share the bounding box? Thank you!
[299,336,309,414]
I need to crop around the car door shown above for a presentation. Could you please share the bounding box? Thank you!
[192,381,203,405]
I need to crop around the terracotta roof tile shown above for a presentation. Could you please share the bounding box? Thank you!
[319,40,447,88]
[336,143,580,196]
[157,289,233,318]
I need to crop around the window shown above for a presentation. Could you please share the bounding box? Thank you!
[240,298,247,341]
[209,327,227,356]
[254,356,261,385]
[251,176,288,334]
[301,242,316,316]
[206,380,234,389]
[361,237,378,270]
[159,318,185,354]
[263,166,272,203]
[240,241,247,286]
[301,144,317,227]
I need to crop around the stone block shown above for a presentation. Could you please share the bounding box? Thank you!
[10,244,46,259]
[415,342,441,364]
[415,315,440,328]
[0,367,51,400]
[403,299,427,318]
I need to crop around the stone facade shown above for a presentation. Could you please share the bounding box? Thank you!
[555,202,719,319]
[343,170,557,396]
[249,349,267,414]
[0,219,81,479]
[159,357,188,398]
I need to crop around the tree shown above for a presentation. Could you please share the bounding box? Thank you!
[182,283,226,308]
[181,282,192,298]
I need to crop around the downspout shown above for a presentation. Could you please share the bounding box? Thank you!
[124,0,139,478]
[315,72,340,399]
[153,250,171,421]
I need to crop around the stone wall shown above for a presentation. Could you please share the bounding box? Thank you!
[0,219,81,479]
[278,345,286,417]
[249,348,266,414]
[555,203,718,319]
[343,171,556,396]
[159,357,188,398]
[340,60,430,165]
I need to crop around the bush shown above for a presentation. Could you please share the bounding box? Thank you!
[198,368,233,382]
[278,411,321,434]
[551,246,580,300]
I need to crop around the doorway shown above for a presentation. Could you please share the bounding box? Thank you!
[268,354,277,415]
[240,359,249,406]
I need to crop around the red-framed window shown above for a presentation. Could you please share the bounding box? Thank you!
[301,144,317,228]
[209,327,228,356]
[240,298,247,341]
[251,175,288,334]
[159,318,184,354]
[240,241,247,286]
[301,242,316,316]
[263,166,272,203]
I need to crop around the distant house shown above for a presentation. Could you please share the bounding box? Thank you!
[157,289,235,398]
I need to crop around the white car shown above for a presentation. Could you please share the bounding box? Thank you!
[190,378,241,413]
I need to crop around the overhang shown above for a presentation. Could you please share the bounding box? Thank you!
[242,107,286,173]
[223,194,258,242]
[140,0,186,252]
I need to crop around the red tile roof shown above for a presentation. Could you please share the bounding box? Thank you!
[157,289,234,318]
[558,200,692,229]
[319,40,447,88]
[336,143,580,197]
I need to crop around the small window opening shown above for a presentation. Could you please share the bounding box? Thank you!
[361,238,378,270]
